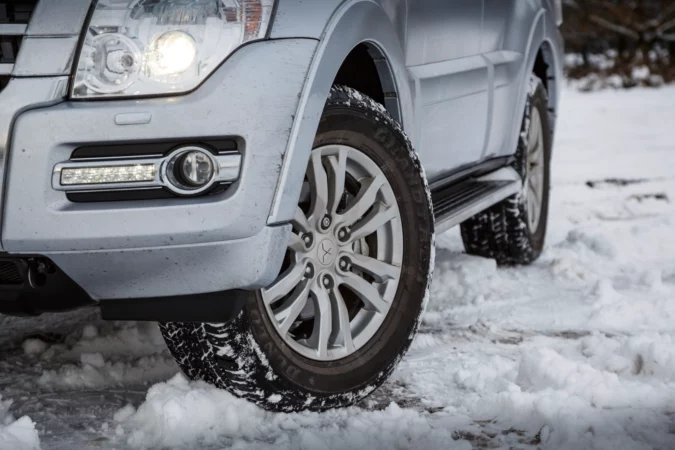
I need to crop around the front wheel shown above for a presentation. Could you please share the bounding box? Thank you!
[160,86,434,412]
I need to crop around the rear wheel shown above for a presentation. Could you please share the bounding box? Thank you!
[160,86,434,412]
[460,75,551,265]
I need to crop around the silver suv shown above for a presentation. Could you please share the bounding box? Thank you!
[0,0,563,411]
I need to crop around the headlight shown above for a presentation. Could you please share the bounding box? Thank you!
[71,0,275,99]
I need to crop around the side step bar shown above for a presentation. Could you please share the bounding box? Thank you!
[432,167,522,234]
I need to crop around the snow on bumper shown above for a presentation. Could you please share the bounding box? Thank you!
[1,39,318,300]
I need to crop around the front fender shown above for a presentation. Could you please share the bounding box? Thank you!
[267,0,414,225]
[514,2,564,129]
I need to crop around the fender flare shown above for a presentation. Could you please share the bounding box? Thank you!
[508,7,562,151]
[267,0,414,225]
[507,8,547,152]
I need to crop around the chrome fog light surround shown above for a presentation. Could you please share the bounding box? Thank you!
[53,147,242,197]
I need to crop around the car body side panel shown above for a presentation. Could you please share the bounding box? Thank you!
[408,55,490,181]
[405,0,484,66]
[406,0,489,182]
[481,0,532,159]
[268,0,562,223]
[481,47,524,159]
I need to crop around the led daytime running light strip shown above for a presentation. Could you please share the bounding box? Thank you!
[61,164,157,186]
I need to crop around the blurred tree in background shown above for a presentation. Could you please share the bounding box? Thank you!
[562,0,675,88]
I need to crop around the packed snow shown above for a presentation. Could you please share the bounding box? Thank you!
[0,85,674,449]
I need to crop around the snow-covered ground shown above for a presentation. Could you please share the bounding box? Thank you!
[1,85,674,450]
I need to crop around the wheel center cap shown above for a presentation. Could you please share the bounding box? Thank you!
[317,239,337,266]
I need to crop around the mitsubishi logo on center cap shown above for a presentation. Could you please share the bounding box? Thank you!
[318,240,336,266]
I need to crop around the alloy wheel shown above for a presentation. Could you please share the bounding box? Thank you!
[526,107,545,232]
[261,145,403,361]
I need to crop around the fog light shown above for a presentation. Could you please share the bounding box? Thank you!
[164,147,218,195]
[61,164,157,185]
[179,151,215,187]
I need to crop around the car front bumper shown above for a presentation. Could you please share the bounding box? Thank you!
[0,38,317,301]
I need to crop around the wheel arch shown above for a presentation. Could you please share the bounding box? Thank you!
[267,0,414,225]
[333,42,403,125]
[507,6,563,157]
[533,39,562,133]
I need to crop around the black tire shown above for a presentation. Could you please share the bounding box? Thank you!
[460,75,551,265]
[160,85,435,412]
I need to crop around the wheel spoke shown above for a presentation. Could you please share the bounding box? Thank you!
[292,207,311,234]
[341,272,388,314]
[528,132,538,154]
[347,202,397,243]
[288,232,306,253]
[528,187,537,210]
[530,139,543,162]
[528,176,542,204]
[330,287,355,353]
[264,261,306,305]
[311,286,333,359]
[308,151,329,221]
[528,111,541,154]
[528,176,538,197]
[527,191,539,226]
[275,280,311,334]
[348,252,400,283]
[326,149,348,216]
[533,169,545,190]
[340,175,386,227]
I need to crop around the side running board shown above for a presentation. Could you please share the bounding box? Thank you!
[432,167,522,234]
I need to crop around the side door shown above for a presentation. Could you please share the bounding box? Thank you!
[405,0,488,183]
[481,0,528,159]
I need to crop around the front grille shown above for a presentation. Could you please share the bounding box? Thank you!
[0,0,39,92]
[0,261,23,285]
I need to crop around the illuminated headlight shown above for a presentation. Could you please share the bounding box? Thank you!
[72,0,275,98]
[61,164,157,185]
[146,31,198,77]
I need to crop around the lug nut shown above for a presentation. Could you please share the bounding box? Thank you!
[339,258,349,270]
[322,275,333,288]
[305,263,315,279]
[321,216,332,229]
[337,228,348,241]
[302,233,313,247]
